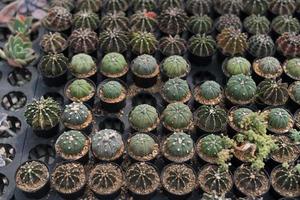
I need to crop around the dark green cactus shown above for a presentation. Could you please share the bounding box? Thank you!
[228,107,253,131]
[132,0,157,11]
[224,57,251,77]
[43,6,72,31]
[269,0,297,15]
[215,14,242,32]
[69,28,99,54]
[243,15,270,35]
[188,15,213,34]
[99,80,126,102]
[61,102,91,129]
[130,31,158,55]
[266,108,294,134]
[188,34,216,57]
[100,12,129,31]
[69,53,96,78]
[271,135,299,163]
[159,35,187,56]
[242,0,269,15]
[131,54,158,77]
[284,58,300,80]
[161,55,189,78]
[159,0,183,9]
[253,56,283,79]
[99,29,129,53]
[248,34,275,58]
[100,52,128,78]
[162,78,191,103]
[271,15,300,35]
[40,32,67,53]
[289,81,300,105]
[50,0,75,11]
[103,0,129,12]
[276,32,300,58]
[73,10,100,30]
[67,79,95,101]
[194,80,222,105]
[214,0,243,15]
[38,53,68,78]
[76,0,101,12]
[186,0,213,15]
[130,10,158,32]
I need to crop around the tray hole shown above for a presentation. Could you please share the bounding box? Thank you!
[0,27,11,42]
[0,174,9,197]
[99,117,125,133]
[132,92,157,107]
[28,144,55,165]
[192,71,216,85]
[43,92,64,106]
[0,144,15,168]
[0,116,21,138]
[7,68,32,86]
[1,91,27,111]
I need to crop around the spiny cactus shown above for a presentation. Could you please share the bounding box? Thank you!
[131,54,158,77]
[188,34,216,57]
[73,10,100,30]
[159,0,184,9]
[100,52,128,78]
[159,35,187,56]
[224,57,251,77]
[284,58,300,80]
[243,15,270,35]
[272,15,300,35]
[132,0,157,11]
[248,34,275,58]
[91,129,124,161]
[99,29,129,53]
[67,79,95,101]
[188,15,213,34]
[130,31,158,55]
[253,56,283,79]
[289,81,300,105]
[269,0,297,15]
[8,15,32,37]
[162,78,191,103]
[161,55,189,78]
[266,108,294,134]
[40,32,67,54]
[69,53,96,78]
[25,97,61,131]
[271,135,299,163]
[76,0,101,12]
[99,80,126,102]
[158,7,188,35]
[69,28,99,53]
[215,14,242,32]
[100,12,129,31]
[228,107,253,132]
[186,0,213,15]
[103,0,129,12]
[42,6,72,31]
[194,81,223,105]
[214,0,243,15]
[217,28,248,56]
[38,53,68,78]
[50,0,75,11]
[242,0,270,15]
[130,10,158,32]
[276,32,300,58]
[129,104,159,132]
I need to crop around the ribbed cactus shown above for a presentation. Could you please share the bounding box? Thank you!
[131,54,158,77]
[24,97,61,131]
[130,10,158,32]
[100,52,128,78]
[269,0,297,15]
[132,0,157,11]
[215,14,242,32]
[225,74,257,105]
[253,57,283,79]
[67,79,95,101]
[186,0,213,15]
[40,32,67,53]
[69,28,99,53]
[271,15,300,35]
[284,58,300,80]
[158,7,188,35]
[61,102,91,129]
[162,102,193,131]
[224,57,251,77]
[100,12,129,31]
[73,10,100,30]
[130,31,158,55]
[248,34,275,58]
[243,15,270,35]
[188,15,213,34]
[159,0,183,9]
[76,0,101,12]
[217,28,248,56]
[38,53,68,78]
[162,78,191,103]
[70,53,96,77]
[129,104,159,132]
[289,81,300,105]
[242,0,270,15]
[188,34,216,57]
[99,29,129,53]
[228,107,253,131]
[194,81,222,105]
[91,129,124,161]
[201,193,228,200]
[51,162,86,194]
[214,0,243,15]
[159,35,187,56]
[50,0,75,11]
[267,108,294,134]
[257,79,289,106]
[271,135,299,163]
[195,105,227,132]
[276,32,300,58]
[103,0,129,12]
[161,55,189,78]
[42,6,72,31]
[99,80,126,102]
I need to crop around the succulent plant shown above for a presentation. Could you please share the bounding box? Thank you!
[69,53,96,78]
[214,0,243,15]
[228,107,253,132]
[50,0,75,11]
[162,102,193,132]
[100,12,129,31]
[73,10,100,30]
[132,0,157,11]
[257,79,289,106]
[0,35,36,68]
[67,79,95,101]
[130,31,158,55]
[253,56,283,79]
[103,0,129,12]
[161,55,189,78]
[99,29,129,53]
[162,78,191,103]
[188,15,213,34]
[215,14,242,32]
[129,104,159,132]
[24,97,61,131]
[225,74,257,105]
[248,34,275,58]
[51,162,86,194]
[158,0,184,9]
[130,10,158,32]
[269,0,297,15]
[217,28,248,56]
[76,0,101,12]
[131,54,158,78]
[243,15,270,35]
[42,6,72,31]
[224,57,251,77]
[242,0,270,15]
[40,32,68,54]
[194,81,223,105]
[188,34,217,57]
[38,53,68,78]
[271,134,299,163]
[100,52,128,78]
[276,32,300,58]
[284,58,300,80]
[289,81,300,105]
[272,15,300,36]
[186,0,213,15]
[99,80,126,103]
[266,108,294,134]
[158,7,188,35]
[91,129,124,161]
[68,28,99,53]
[194,105,227,132]
[8,15,32,37]
[159,35,187,56]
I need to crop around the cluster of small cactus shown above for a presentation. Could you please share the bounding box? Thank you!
[38,53,68,78]
[253,56,283,79]
[266,108,294,134]
[100,12,129,31]
[188,15,213,34]
[130,31,158,55]
[73,10,100,30]
[67,79,95,101]
[69,28,99,53]
[247,34,275,58]
[215,14,242,32]
[162,78,191,103]
[103,0,129,12]
[99,29,129,53]
[159,35,187,56]
[242,0,270,15]
[194,81,223,105]
[188,34,216,57]
[69,53,96,78]
[224,57,251,77]
[284,58,300,80]
[161,55,189,78]
[131,54,158,77]
[42,6,72,31]
[186,0,213,15]
[77,0,101,12]
[130,10,158,32]
[276,32,300,58]
[243,15,270,35]
[271,15,300,35]
[269,0,297,15]
[214,0,243,15]
[40,32,67,54]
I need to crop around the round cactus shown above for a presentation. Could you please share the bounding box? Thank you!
[77,0,101,12]
[100,12,129,31]
[159,35,187,56]
[186,0,213,15]
[158,7,188,35]
[276,32,300,58]
[194,80,223,105]
[159,0,184,9]
[224,57,251,77]
[91,129,124,161]
[38,53,68,78]
[24,97,61,131]
[271,15,300,35]
[242,0,270,15]
[271,135,299,163]
[69,53,96,78]
[67,79,95,102]
[103,0,129,12]
[100,52,128,78]
[131,54,158,78]
[50,0,75,11]
[99,80,126,103]
[289,81,300,105]
[214,0,243,15]
[69,28,99,54]
[269,0,297,15]
[42,6,72,31]
[194,105,227,132]
[132,0,157,11]
[225,74,257,105]
[73,10,100,30]
[228,107,253,131]
[99,29,129,53]
[162,102,193,132]
[129,104,159,132]
[40,32,67,53]
[188,15,213,35]
[266,108,294,134]
[130,10,158,32]
[188,34,216,57]
[217,28,248,56]
[243,15,270,35]
[161,55,189,78]
[248,34,275,58]
[257,79,289,106]
[162,78,191,103]
[130,31,158,55]
[284,58,300,80]
[253,56,283,79]
[215,14,242,32]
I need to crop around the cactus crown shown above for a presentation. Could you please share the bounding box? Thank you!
[284,58,300,80]
[276,32,300,58]
[130,10,158,32]
[269,0,297,15]
[230,107,253,130]
[100,52,128,77]
[225,57,251,76]
[100,12,129,31]
[186,0,213,15]
[162,78,190,103]
[68,79,94,100]
[248,34,275,58]
[161,55,189,78]
[131,54,158,77]
[267,108,293,132]
[128,133,157,158]
[198,81,222,101]
[38,53,68,77]
[56,130,87,155]
[159,0,183,9]
[165,132,194,157]
[271,15,300,35]
[242,0,269,15]
[77,0,101,12]
[25,97,61,130]
[61,102,90,126]
[70,53,96,76]
[40,32,67,54]
[243,15,270,35]
[215,14,242,32]
[69,28,99,54]
[159,35,187,56]
[188,15,213,34]
[215,0,243,15]
[99,29,129,53]
[73,10,100,30]
[188,34,216,57]
[104,0,129,12]
[50,0,75,11]
[254,56,282,79]
[130,31,158,55]
[43,6,72,31]
[132,0,157,11]
[100,80,125,100]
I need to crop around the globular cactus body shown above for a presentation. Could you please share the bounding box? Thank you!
[69,53,96,78]
[100,12,129,31]
[215,14,242,32]
[186,0,212,15]
[228,107,253,131]
[248,34,275,58]
[130,32,158,55]
[73,10,100,30]
[158,8,188,35]
[69,28,99,53]
[159,0,183,9]
[67,79,95,102]
[266,108,294,134]
[243,15,270,35]
[276,33,300,58]
[194,81,223,105]
[40,32,67,53]
[284,58,300,80]
[162,78,191,103]
[38,53,68,78]
[161,55,189,78]
[99,80,125,101]
[159,35,187,56]
[132,0,157,11]
[188,34,216,57]
[131,54,158,78]
[224,57,251,77]
[77,0,101,12]
[215,0,243,15]
[99,29,129,53]
[43,6,72,31]
[253,56,283,79]
[100,52,128,78]
[271,15,300,35]
[188,15,213,34]
[104,0,129,12]
[130,10,158,32]
[269,0,297,15]
[242,0,270,15]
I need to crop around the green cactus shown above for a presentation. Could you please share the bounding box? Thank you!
[271,135,299,163]
[100,12,129,31]
[100,52,128,78]
[40,32,68,54]
[188,34,217,57]
[61,102,91,129]
[69,53,96,78]
[130,31,158,55]
[38,53,68,78]
[159,0,183,9]
[132,0,157,11]
[276,32,300,58]
[130,10,158,32]
[76,0,101,12]
[229,107,253,131]
[73,10,100,30]
[243,15,270,35]
[224,57,251,77]
[50,0,75,11]
[24,97,61,131]
[188,15,213,34]
[242,0,269,15]
[284,58,300,80]
[215,14,242,32]
[68,79,95,101]
[248,34,275,58]
[269,0,297,15]
[253,56,283,79]
[99,80,126,101]
[99,29,129,53]
[104,0,129,12]
[186,0,212,15]
[8,15,32,37]
[289,129,300,143]
[271,15,300,35]
[42,6,72,31]
[162,78,191,103]
[214,0,243,15]
[267,108,294,134]
[131,54,158,77]
[161,55,189,78]
[194,81,222,105]
[159,35,187,56]
[289,81,300,105]
[69,28,99,54]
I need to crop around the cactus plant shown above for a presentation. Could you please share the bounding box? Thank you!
[225,74,257,105]
[228,107,253,132]
[100,52,128,78]
[253,56,283,79]
[188,15,213,34]
[223,57,251,77]
[68,28,99,54]
[91,129,124,161]
[161,78,191,103]
[40,32,68,54]
[276,32,300,58]
[243,15,270,35]
[194,81,223,105]
[159,35,187,56]
[201,193,229,200]
[125,162,160,195]
[161,55,189,78]
[158,7,188,35]
[186,0,213,15]
[129,104,159,132]
[69,53,96,78]
[242,0,270,15]
[103,0,129,12]
[271,134,299,163]
[131,54,159,78]
[162,102,193,132]
[100,12,129,31]
[248,34,275,58]
[130,31,158,55]
[271,15,300,35]
[66,79,95,102]
[24,97,61,131]
[8,15,32,37]
[289,81,300,105]
[188,34,217,57]
[284,58,300,81]
[42,6,72,31]
[158,0,184,9]
[132,0,157,11]
[215,14,242,32]
[266,108,294,134]
[130,10,158,32]
[214,0,243,15]
[98,80,126,103]
[38,53,68,78]
[76,0,101,12]
[269,0,297,15]
[73,10,100,30]
[217,28,248,56]
[99,29,129,53]
[50,0,75,11]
